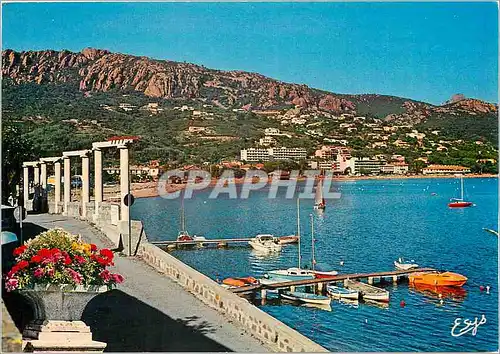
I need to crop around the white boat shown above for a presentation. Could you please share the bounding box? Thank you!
[267,267,314,281]
[248,234,282,252]
[281,291,332,305]
[344,279,390,302]
[326,284,359,300]
[313,178,326,210]
[394,257,419,270]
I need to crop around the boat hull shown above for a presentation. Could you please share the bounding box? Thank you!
[345,280,390,302]
[312,271,339,279]
[278,235,299,244]
[267,269,314,281]
[394,261,419,270]
[326,286,359,300]
[248,241,282,252]
[448,201,473,208]
[281,291,332,305]
[409,272,467,287]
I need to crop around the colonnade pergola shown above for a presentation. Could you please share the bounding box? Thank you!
[22,137,137,250]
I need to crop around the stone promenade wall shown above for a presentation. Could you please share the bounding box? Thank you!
[138,242,328,353]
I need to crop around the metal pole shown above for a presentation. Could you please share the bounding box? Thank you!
[311,213,315,271]
[297,198,301,269]
[128,166,132,256]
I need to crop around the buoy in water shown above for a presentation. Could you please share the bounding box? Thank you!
[365,319,368,324]
[400,300,406,307]
[486,285,490,294]
[340,260,345,266]
[480,285,485,292]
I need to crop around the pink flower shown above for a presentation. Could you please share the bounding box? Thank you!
[66,269,83,284]
[46,268,55,278]
[34,268,45,278]
[111,273,124,284]
[74,255,86,264]
[5,278,18,292]
[99,270,111,283]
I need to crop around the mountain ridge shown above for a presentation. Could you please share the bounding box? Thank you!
[5,47,496,119]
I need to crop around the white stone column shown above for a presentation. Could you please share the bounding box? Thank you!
[54,161,62,213]
[94,148,103,216]
[34,165,40,185]
[23,166,29,208]
[40,162,47,189]
[81,155,90,218]
[119,146,130,223]
[63,157,71,214]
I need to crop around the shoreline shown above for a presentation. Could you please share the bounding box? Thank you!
[127,173,498,199]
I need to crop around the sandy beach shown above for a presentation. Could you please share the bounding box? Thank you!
[121,173,498,199]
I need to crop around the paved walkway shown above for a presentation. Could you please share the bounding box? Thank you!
[22,214,270,352]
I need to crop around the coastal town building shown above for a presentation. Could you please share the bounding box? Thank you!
[350,157,386,175]
[422,165,471,175]
[259,136,277,146]
[380,162,409,174]
[240,147,307,162]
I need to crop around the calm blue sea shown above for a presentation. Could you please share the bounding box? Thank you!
[132,177,498,352]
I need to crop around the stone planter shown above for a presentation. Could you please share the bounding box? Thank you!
[19,284,108,322]
[19,284,108,353]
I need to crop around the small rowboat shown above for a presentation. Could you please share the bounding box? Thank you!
[409,271,467,287]
[278,235,299,244]
[345,279,390,302]
[281,291,332,305]
[311,270,339,278]
[222,276,259,288]
[326,285,359,300]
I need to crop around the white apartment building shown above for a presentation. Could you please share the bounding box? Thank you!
[240,147,307,162]
[349,157,386,175]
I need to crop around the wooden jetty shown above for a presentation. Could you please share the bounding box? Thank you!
[231,268,435,296]
[152,235,298,249]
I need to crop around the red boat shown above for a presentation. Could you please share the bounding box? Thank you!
[448,175,473,208]
[448,201,473,208]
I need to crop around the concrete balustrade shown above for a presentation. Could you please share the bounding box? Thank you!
[137,242,328,352]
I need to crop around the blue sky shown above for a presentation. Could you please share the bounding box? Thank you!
[2,2,498,105]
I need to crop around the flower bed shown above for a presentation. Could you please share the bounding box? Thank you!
[4,228,123,292]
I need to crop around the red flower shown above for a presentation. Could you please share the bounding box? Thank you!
[31,255,42,263]
[99,270,111,282]
[112,273,124,284]
[62,252,72,265]
[90,244,97,252]
[74,255,86,264]
[99,249,114,261]
[17,260,29,270]
[13,245,27,256]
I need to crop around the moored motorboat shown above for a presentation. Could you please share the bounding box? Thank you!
[267,267,315,281]
[281,291,332,305]
[222,276,259,288]
[408,271,467,287]
[326,285,359,300]
[248,234,282,252]
[394,257,419,270]
[344,279,390,302]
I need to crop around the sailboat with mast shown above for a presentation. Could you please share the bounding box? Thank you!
[448,174,473,208]
[308,214,338,278]
[177,197,207,245]
[313,178,326,210]
[266,199,315,281]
